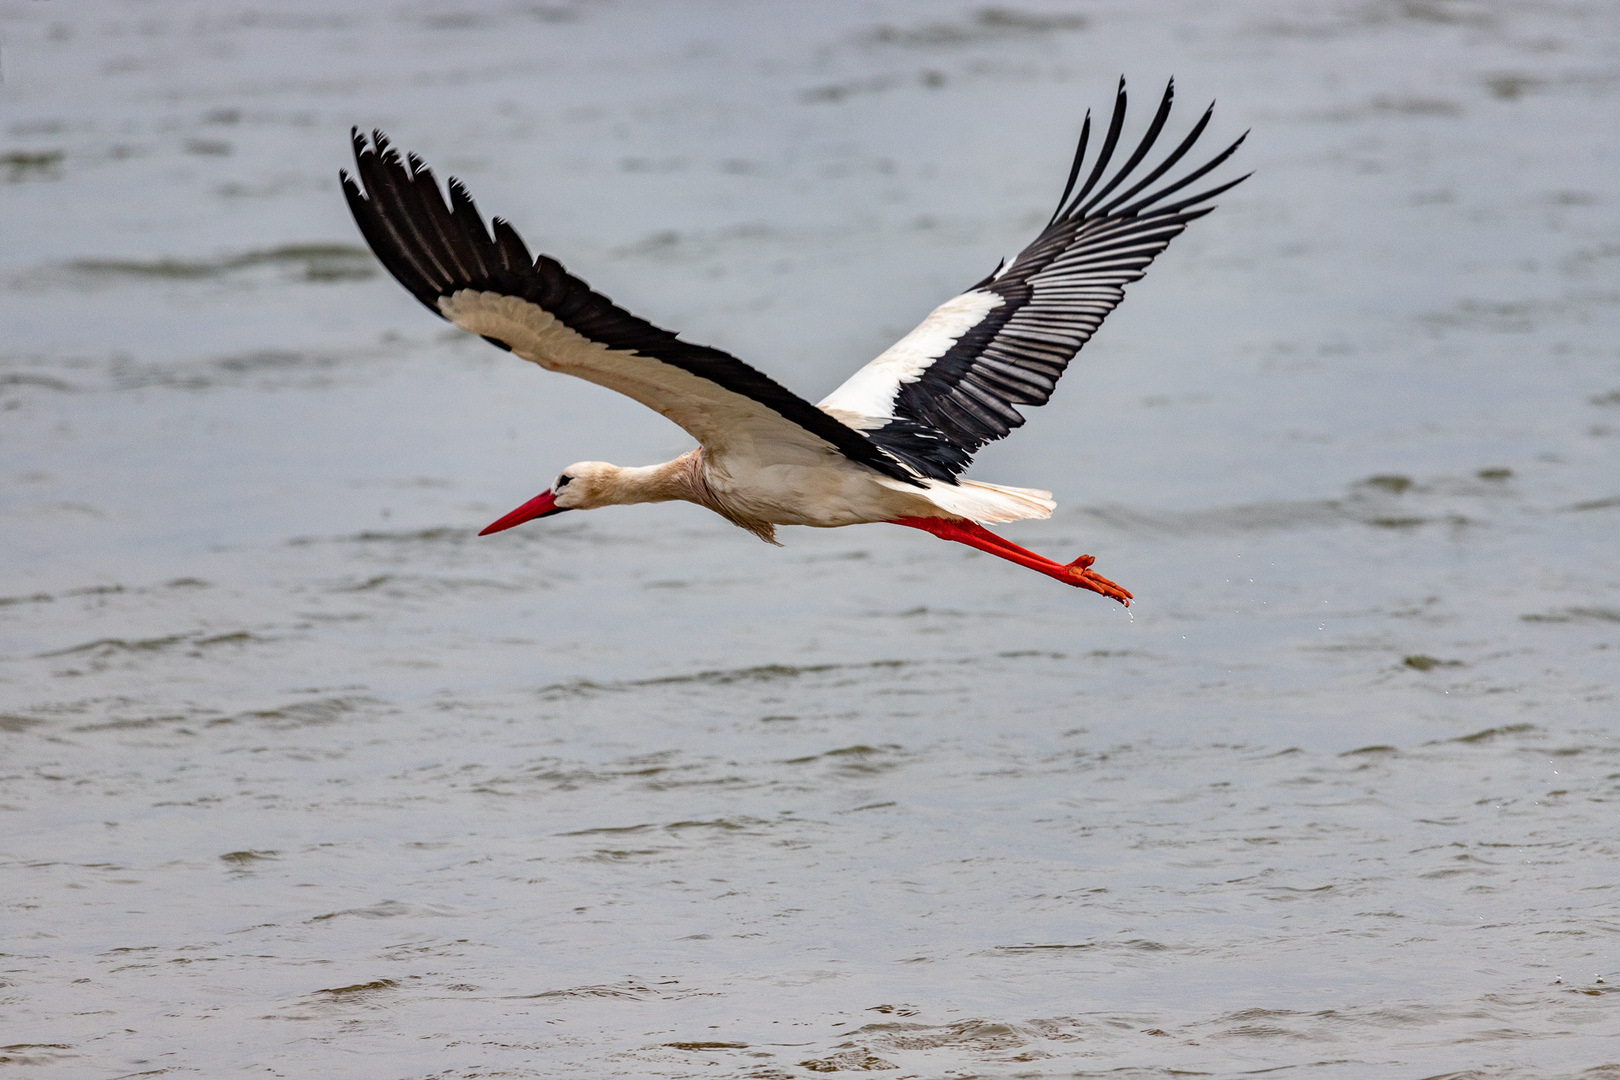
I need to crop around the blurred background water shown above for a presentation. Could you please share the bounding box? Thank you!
[2,1,1617,1077]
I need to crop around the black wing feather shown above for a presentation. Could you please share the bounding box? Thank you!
[341,130,919,486]
[867,77,1248,475]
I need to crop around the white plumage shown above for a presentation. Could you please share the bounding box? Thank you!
[819,290,1005,419]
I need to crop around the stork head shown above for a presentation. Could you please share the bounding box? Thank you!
[477,462,624,535]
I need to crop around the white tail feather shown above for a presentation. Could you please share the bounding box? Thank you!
[878,476,1056,523]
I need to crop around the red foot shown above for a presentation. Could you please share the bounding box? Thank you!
[890,517,1132,605]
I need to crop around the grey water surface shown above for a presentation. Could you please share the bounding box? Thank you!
[2,1,1618,1077]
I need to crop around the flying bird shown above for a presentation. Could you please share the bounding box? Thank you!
[341,78,1247,605]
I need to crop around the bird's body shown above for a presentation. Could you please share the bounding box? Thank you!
[441,285,1064,542]
[530,452,1056,538]
[342,78,1247,604]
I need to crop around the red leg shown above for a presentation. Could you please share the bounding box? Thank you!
[890,517,1132,605]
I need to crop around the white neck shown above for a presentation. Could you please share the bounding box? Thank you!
[595,452,706,507]
[593,451,777,544]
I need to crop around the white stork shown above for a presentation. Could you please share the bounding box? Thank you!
[341,78,1247,605]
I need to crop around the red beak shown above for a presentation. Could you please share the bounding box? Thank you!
[478,489,572,536]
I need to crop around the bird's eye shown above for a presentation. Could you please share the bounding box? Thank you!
[555,474,573,489]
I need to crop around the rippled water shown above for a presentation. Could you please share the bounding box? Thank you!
[3,1,1618,1076]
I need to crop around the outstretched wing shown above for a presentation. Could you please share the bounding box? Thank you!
[820,78,1249,480]
[341,130,920,485]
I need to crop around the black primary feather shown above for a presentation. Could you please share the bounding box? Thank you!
[867,77,1250,476]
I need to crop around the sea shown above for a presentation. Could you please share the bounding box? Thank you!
[1,1,1616,1076]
